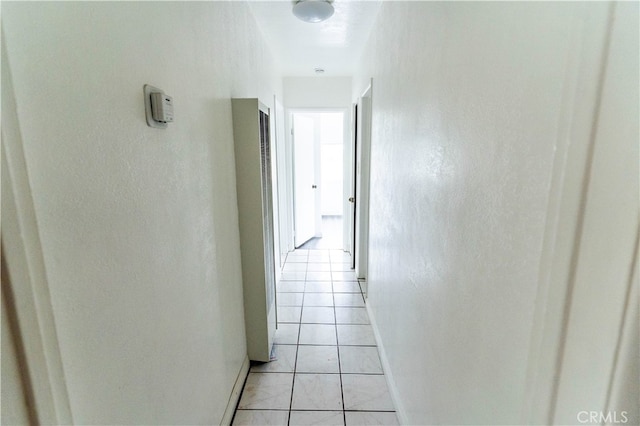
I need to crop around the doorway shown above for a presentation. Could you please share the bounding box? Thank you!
[353,82,372,294]
[291,111,346,250]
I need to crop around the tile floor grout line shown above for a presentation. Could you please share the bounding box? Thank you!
[332,273,348,426]
[330,254,350,426]
[289,275,306,424]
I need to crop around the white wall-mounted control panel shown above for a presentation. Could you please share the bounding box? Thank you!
[144,84,173,129]
[151,92,174,123]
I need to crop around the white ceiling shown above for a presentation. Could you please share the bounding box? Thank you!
[248,1,382,76]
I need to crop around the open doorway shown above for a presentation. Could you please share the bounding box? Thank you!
[291,111,345,250]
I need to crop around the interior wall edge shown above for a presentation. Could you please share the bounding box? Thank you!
[219,355,250,426]
[520,2,614,423]
[1,30,73,425]
[365,299,408,425]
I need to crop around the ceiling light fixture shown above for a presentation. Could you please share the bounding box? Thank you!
[293,0,334,23]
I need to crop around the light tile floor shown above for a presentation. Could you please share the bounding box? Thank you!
[233,249,399,426]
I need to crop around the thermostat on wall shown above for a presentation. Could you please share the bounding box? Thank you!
[144,84,173,129]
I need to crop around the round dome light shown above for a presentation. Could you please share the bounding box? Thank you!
[293,0,334,23]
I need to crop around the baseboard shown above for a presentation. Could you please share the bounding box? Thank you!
[220,355,250,426]
[366,302,409,425]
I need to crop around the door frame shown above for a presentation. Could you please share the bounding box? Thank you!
[286,108,350,252]
[348,103,358,265]
[522,3,638,423]
[354,81,373,286]
[272,95,290,267]
[1,38,73,423]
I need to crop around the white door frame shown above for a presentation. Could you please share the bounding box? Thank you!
[272,95,291,266]
[286,108,350,251]
[355,81,373,286]
[345,103,357,257]
[1,38,73,423]
[522,3,638,423]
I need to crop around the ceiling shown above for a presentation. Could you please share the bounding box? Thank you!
[248,1,382,76]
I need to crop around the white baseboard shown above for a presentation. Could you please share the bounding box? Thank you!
[220,355,250,426]
[366,302,409,425]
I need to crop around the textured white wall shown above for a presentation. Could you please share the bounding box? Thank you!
[284,76,352,109]
[354,2,631,424]
[3,2,280,424]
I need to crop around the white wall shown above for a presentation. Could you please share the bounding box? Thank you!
[283,76,352,109]
[319,113,345,216]
[354,2,638,424]
[321,143,344,216]
[2,2,280,424]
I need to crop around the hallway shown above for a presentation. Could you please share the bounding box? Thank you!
[3,2,638,424]
[232,250,398,425]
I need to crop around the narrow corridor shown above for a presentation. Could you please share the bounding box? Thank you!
[232,250,398,425]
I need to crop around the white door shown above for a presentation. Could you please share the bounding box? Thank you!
[293,114,316,247]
